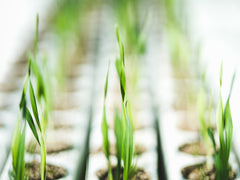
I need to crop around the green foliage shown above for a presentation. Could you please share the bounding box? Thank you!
[27,58,47,180]
[115,26,134,180]
[11,58,30,180]
[101,26,134,180]
[208,65,235,180]
[115,25,126,101]
[29,80,41,132]
[114,109,122,180]
[11,15,47,180]
[121,102,134,180]
[11,113,26,180]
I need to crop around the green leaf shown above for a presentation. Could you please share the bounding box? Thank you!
[12,119,26,180]
[122,101,133,180]
[19,74,29,116]
[115,25,125,65]
[116,24,120,46]
[223,100,233,160]
[220,62,223,87]
[40,134,46,180]
[115,58,121,78]
[115,26,127,101]
[29,80,41,131]
[101,106,110,158]
[114,109,122,180]
[31,59,45,100]
[11,115,21,174]
[216,92,223,146]
[207,128,216,153]
[25,108,40,145]
[104,63,110,99]
[214,67,235,180]
[115,58,126,101]
[16,122,26,180]
[27,55,32,76]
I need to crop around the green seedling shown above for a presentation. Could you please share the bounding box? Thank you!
[11,15,47,180]
[28,60,47,180]
[11,58,46,180]
[11,75,28,180]
[208,63,235,180]
[101,25,134,180]
[115,25,134,180]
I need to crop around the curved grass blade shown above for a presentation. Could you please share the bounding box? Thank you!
[122,101,133,180]
[29,80,41,131]
[207,128,216,153]
[11,118,26,180]
[26,108,40,145]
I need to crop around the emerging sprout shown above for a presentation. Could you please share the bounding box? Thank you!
[115,25,134,180]
[208,63,235,180]
[100,25,134,180]
[11,15,47,180]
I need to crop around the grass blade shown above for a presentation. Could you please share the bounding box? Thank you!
[40,135,46,180]
[114,109,122,180]
[26,108,40,145]
[29,80,41,131]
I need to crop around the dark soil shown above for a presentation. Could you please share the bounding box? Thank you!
[181,163,236,180]
[91,143,146,156]
[96,166,150,180]
[179,141,213,156]
[27,140,73,154]
[25,161,66,180]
